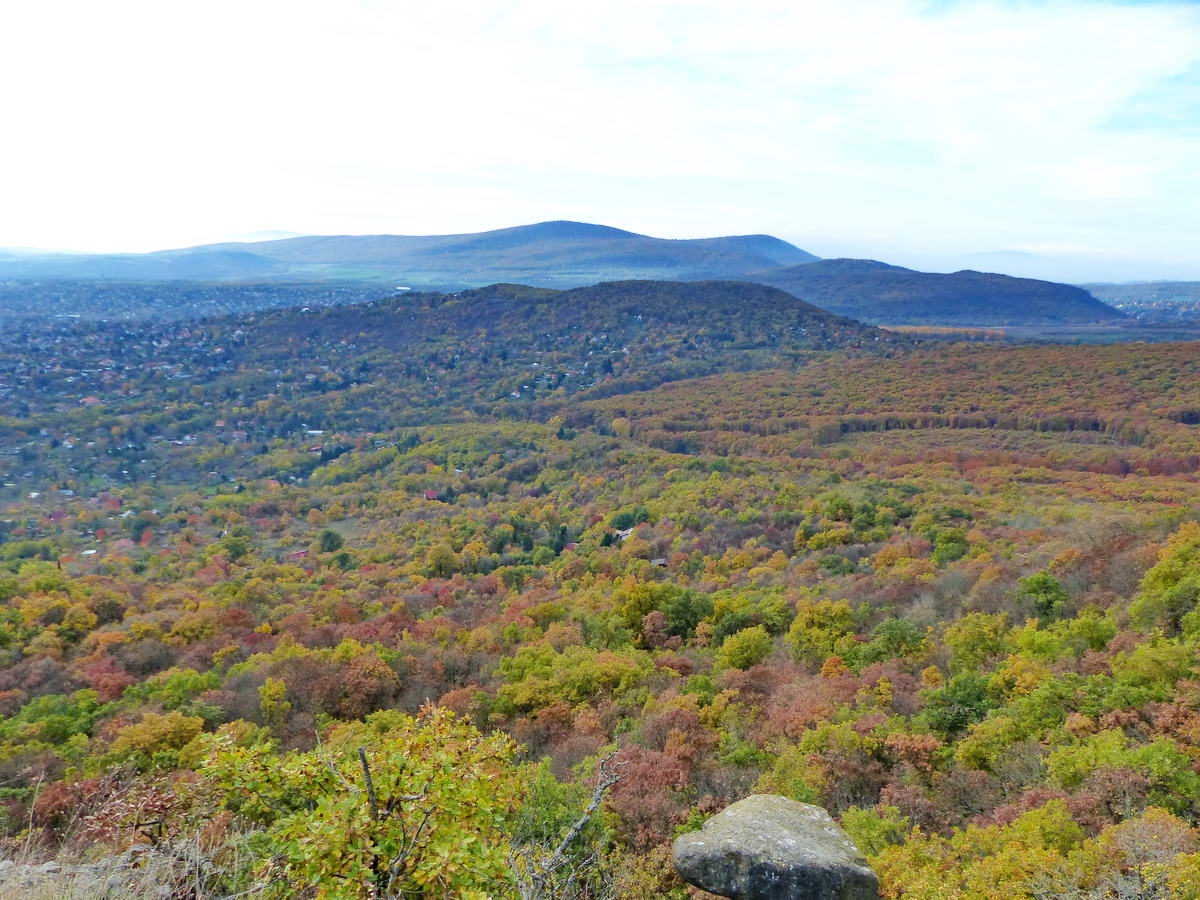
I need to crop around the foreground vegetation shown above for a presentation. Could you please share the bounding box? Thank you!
[2,282,1200,897]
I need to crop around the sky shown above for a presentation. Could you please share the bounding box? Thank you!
[2,0,1198,281]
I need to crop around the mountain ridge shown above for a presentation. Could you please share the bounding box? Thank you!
[162,220,819,284]
[0,220,818,287]
[0,220,1126,326]
[750,258,1126,326]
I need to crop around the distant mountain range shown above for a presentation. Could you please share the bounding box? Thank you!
[751,259,1126,326]
[0,221,815,287]
[0,220,1127,326]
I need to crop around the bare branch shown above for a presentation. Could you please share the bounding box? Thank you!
[359,747,380,822]
[511,750,626,900]
[546,750,624,870]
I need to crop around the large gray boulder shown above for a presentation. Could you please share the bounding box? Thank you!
[672,794,880,900]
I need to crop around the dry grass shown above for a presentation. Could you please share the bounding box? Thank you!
[0,831,260,899]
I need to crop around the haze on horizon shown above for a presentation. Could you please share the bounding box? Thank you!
[3,0,1199,282]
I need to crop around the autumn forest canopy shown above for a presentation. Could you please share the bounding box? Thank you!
[3,274,1200,898]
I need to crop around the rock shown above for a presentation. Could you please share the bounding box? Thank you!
[672,794,880,900]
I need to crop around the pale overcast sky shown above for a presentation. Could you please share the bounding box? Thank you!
[2,0,1198,279]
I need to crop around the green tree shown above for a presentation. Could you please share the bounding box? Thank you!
[922,672,995,737]
[1130,522,1200,634]
[316,528,344,553]
[259,677,291,730]
[786,598,856,666]
[857,616,926,664]
[1016,571,1069,623]
[198,707,523,899]
[943,612,1009,673]
[931,528,969,566]
[840,805,910,857]
[716,624,773,670]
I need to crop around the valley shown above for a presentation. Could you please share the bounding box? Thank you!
[8,2,1200,895]
[2,276,1200,897]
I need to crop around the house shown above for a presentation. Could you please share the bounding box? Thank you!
[423,489,438,501]
[650,558,668,567]
[615,527,635,541]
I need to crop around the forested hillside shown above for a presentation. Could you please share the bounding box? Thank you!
[0,280,896,490]
[2,281,1200,898]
